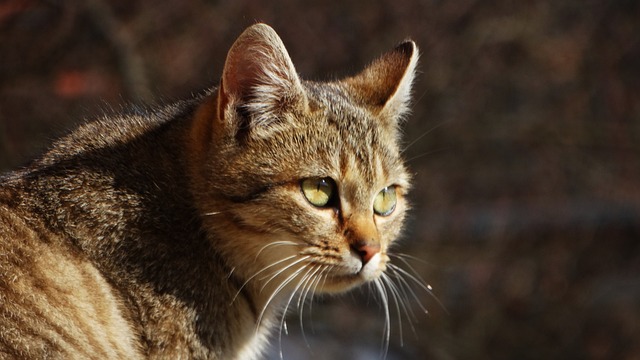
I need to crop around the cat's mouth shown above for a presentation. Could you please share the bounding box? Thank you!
[357,252,387,280]
[316,252,387,292]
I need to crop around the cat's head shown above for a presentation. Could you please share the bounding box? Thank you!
[190,24,418,295]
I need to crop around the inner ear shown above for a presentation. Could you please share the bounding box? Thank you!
[217,23,307,129]
[344,41,419,119]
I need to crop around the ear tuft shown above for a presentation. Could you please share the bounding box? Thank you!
[218,23,305,129]
[345,40,419,120]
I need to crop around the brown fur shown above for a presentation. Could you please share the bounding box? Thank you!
[0,24,418,359]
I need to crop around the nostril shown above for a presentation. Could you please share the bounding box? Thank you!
[352,242,380,265]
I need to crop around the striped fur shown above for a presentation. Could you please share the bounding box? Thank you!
[0,24,418,359]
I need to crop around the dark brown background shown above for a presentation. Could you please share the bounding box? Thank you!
[1,1,639,359]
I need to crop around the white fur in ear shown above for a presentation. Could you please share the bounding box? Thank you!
[345,41,419,121]
[219,23,306,128]
[384,41,419,120]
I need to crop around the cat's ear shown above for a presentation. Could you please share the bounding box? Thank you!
[345,41,419,120]
[217,23,306,132]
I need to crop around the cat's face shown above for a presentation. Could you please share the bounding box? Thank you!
[213,83,410,292]
[191,24,417,296]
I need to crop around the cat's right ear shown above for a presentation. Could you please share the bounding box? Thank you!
[216,23,307,137]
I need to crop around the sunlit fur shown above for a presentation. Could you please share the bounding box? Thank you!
[0,24,424,359]
[189,24,421,357]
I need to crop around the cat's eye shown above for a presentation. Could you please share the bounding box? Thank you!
[301,178,336,207]
[373,186,397,216]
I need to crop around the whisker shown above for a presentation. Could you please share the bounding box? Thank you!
[390,252,430,266]
[256,270,300,336]
[411,87,429,109]
[386,265,422,318]
[390,256,434,294]
[256,259,310,331]
[308,264,333,336]
[278,264,316,359]
[373,278,391,359]
[229,255,298,305]
[387,264,428,314]
[401,120,449,153]
[388,263,448,314]
[405,146,452,163]
[388,264,433,314]
[385,267,428,341]
[391,256,441,302]
[317,265,334,298]
[380,272,406,346]
[255,240,300,260]
[297,265,322,311]
[297,265,325,350]
[260,256,310,292]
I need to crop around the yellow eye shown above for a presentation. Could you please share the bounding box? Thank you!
[301,178,336,207]
[373,186,397,216]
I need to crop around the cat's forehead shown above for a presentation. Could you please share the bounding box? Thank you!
[303,81,383,135]
[294,81,407,191]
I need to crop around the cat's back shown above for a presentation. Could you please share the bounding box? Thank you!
[0,98,203,359]
[0,184,143,359]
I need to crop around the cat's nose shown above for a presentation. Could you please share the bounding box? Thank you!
[352,241,380,265]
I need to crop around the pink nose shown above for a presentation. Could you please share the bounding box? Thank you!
[353,242,380,265]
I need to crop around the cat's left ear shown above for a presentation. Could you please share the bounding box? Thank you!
[345,40,419,121]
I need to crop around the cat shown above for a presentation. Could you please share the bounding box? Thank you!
[0,23,418,359]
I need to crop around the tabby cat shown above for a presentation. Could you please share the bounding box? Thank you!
[0,23,418,359]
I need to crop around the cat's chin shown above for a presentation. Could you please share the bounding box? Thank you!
[319,253,388,294]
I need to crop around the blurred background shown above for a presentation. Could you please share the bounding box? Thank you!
[1,0,639,359]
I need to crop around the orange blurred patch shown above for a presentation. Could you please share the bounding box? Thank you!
[0,0,33,23]
[54,70,108,99]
